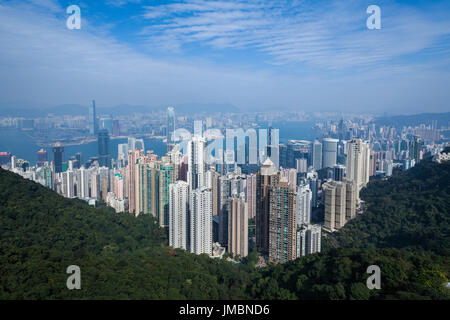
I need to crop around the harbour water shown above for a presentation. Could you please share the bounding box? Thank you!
[0,121,317,165]
[0,129,166,166]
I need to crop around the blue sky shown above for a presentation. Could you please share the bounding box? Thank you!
[0,0,449,114]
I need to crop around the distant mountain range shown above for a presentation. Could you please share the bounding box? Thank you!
[374,112,450,128]
[0,102,240,117]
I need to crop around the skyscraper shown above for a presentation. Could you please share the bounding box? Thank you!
[256,157,279,254]
[78,167,89,199]
[279,143,287,168]
[0,152,11,166]
[346,138,370,192]
[167,106,176,151]
[323,181,339,232]
[128,149,143,214]
[62,170,74,198]
[280,168,297,190]
[159,161,175,227]
[36,165,52,189]
[345,180,357,221]
[37,149,47,167]
[207,169,220,216]
[296,158,308,173]
[169,181,189,251]
[187,135,207,190]
[217,172,246,248]
[333,164,346,182]
[267,128,279,170]
[75,152,83,169]
[304,224,321,255]
[134,159,159,218]
[52,143,64,174]
[228,194,248,258]
[190,187,213,255]
[409,136,422,163]
[246,173,257,219]
[297,183,312,225]
[98,129,110,168]
[307,171,318,208]
[312,140,322,171]
[322,138,338,168]
[112,120,120,136]
[218,175,231,246]
[135,139,145,151]
[99,116,113,134]
[268,179,297,264]
[128,137,136,151]
[89,100,98,135]
[117,144,129,168]
[323,180,356,232]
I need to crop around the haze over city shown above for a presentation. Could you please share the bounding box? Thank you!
[1,0,450,114]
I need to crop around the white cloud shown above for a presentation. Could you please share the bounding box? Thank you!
[0,0,449,114]
[26,0,61,12]
[105,0,142,7]
[141,0,450,69]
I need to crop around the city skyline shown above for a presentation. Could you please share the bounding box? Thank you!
[1,102,449,303]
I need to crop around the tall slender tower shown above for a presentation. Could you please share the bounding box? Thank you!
[127,149,143,215]
[246,173,257,220]
[166,107,176,152]
[268,179,297,264]
[346,138,370,192]
[98,129,110,168]
[169,181,189,251]
[37,149,48,167]
[159,161,175,227]
[187,135,207,190]
[52,143,64,174]
[256,158,279,254]
[409,136,422,164]
[190,187,213,255]
[134,159,159,218]
[345,180,357,221]
[297,183,312,225]
[228,194,248,258]
[323,181,337,232]
[89,100,98,135]
[312,140,322,171]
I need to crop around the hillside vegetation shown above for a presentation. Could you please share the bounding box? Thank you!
[328,159,450,256]
[0,157,449,299]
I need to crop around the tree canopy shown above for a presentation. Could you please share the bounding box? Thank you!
[0,158,449,300]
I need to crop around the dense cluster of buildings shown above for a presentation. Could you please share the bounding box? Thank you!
[1,107,448,265]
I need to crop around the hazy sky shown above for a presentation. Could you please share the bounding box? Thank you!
[0,0,449,114]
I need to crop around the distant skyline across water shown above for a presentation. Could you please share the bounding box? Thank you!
[0,121,318,165]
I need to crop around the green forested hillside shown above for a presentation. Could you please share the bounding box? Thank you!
[250,248,448,300]
[327,159,450,256]
[0,168,251,299]
[0,158,449,300]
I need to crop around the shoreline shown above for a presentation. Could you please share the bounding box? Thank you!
[31,135,165,148]
[8,128,165,148]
